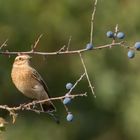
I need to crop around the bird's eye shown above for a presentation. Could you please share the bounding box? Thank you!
[18,57,23,61]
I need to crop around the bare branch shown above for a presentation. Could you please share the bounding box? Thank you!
[66,36,72,51]
[0,39,8,50]
[90,0,98,44]
[112,24,119,44]
[31,34,43,51]
[66,73,86,95]
[58,45,67,52]
[0,42,123,56]
[0,93,87,123]
[57,36,72,53]
[0,93,87,113]
[79,53,96,98]
[115,24,119,33]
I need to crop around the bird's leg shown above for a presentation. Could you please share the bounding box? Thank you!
[39,103,44,112]
[32,100,38,109]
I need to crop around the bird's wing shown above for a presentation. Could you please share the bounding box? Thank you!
[31,69,56,112]
[31,69,51,98]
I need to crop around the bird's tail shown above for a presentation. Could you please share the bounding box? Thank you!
[40,102,60,124]
[41,101,56,112]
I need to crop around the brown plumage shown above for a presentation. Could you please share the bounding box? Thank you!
[11,55,56,112]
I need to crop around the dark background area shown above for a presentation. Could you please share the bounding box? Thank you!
[0,0,140,139]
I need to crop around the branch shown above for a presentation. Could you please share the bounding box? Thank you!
[79,53,96,98]
[66,36,72,51]
[90,0,98,44]
[0,93,87,123]
[0,39,8,50]
[66,73,86,95]
[0,42,123,56]
[31,34,43,51]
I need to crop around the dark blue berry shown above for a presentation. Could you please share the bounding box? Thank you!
[86,43,94,50]
[66,113,74,122]
[134,42,140,50]
[127,50,135,59]
[63,97,71,105]
[116,32,125,39]
[66,83,73,90]
[106,31,114,38]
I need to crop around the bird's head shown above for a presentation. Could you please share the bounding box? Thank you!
[13,55,32,67]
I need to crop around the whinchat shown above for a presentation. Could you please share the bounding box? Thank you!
[11,55,56,112]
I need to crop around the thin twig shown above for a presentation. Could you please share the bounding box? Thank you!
[112,24,119,44]
[58,45,66,52]
[66,36,72,51]
[66,73,86,95]
[61,73,86,113]
[0,39,8,50]
[61,99,69,112]
[79,53,96,98]
[31,34,43,51]
[90,0,98,44]
[115,24,119,33]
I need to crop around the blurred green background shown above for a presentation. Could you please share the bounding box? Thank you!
[0,0,140,139]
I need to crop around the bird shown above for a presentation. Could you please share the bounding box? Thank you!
[11,55,56,113]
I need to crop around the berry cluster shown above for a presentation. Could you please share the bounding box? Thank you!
[63,83,74,122]
[106,30,140,59]
[127,42,140,59]
[85,30,126,51]
[106,31,125,39]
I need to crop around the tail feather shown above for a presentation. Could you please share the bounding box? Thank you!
[47,112,60,124]
[40,102,60,124]
[42,102,56,112]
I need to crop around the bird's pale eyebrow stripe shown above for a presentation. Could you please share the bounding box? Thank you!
[15,56,24,61]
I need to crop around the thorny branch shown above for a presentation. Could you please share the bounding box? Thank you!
[0,94,87,124]
[79,53,96,98]
[0,41,124,56]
